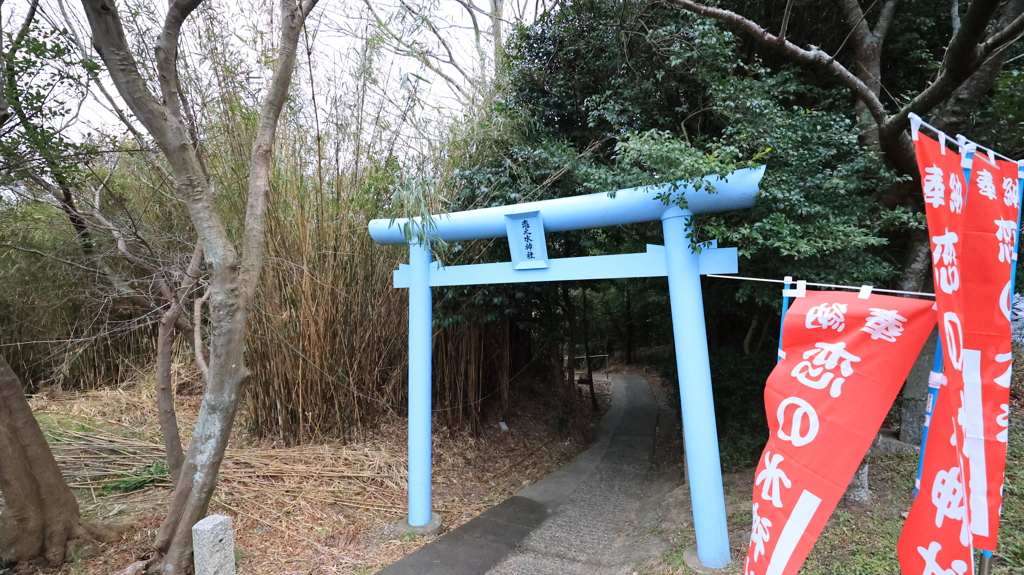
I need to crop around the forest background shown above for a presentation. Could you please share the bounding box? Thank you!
[1,0,1024,569]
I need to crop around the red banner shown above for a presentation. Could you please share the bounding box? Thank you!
[962,154,1018,549]
[899,134,1020,571]
[743,290,935,575]
[959,153,1017,550]
[899,131,975,574]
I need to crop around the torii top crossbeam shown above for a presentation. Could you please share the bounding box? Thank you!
[368,166,766,244]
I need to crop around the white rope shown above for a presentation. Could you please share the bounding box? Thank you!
[910,113,1021,164]
[704,274,935,298]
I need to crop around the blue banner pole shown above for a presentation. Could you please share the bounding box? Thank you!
[778,277,792,363]
[915,339,943,496]
[1011,161,1023,299]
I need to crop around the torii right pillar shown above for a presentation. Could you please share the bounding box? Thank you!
[663,206,731,569]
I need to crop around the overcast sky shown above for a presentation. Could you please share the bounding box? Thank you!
[3,0,543,149]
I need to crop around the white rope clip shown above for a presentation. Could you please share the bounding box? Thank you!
[782,279,806,298]
[960,138,977,169]
[858,285,873,299]
[928,371,947,389]
[909,113,922,141]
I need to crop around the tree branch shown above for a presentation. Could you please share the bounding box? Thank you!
[0,243,195,336]
[154,0,202,118]
[239,0,319,292]
[57,0,174,186]
[7,0,40,63]
[362,0,475,101]
[880,0,1008,139]
[193,288,209,379]
[83,0,238,273]
[0,0,38,126]
[980,10,1024,56]
[663,0,888,126]
[874,0,899,38]
[666,0,1018,187]
[0,244,100,274]
[835,0,871,47]
[931,0,1024,134]
[0,2,7,127]
[80,0,168,141]
[777,0,795,43]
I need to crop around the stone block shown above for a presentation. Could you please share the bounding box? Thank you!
[192,514,235,575]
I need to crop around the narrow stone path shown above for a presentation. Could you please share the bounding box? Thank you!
[377,374,664,575]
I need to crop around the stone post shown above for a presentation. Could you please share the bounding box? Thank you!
[192,515,235,575]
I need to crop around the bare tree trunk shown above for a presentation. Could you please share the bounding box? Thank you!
[560,284,584,440]
[80,1,318,572]
[152,291,249,573]
[156,321,185,485]
[155,247,203,487]
[835,0,898,148]
[900,329,938,445]
[581,288,597,411]
[852,38,882,147]
[490,0,504,68]
[624,285,635,364]
[0,356,118,568]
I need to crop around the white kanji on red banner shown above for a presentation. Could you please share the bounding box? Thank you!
[791,342,861,397]
[750,503,772,562]
[900,130,976,573]
[861,309,907,342]
[949,172,965,214]
[931,466,969,546]
[924,166,946,208]
[932,230,961,294]
[775,397,820,447]
[976,169,997,200]
[805,303,847,331]
[997,405,1009,443]
[917,542,969,575]
[994,219,1017,263]
[1003,177,1019,209]
[756,452,792,508]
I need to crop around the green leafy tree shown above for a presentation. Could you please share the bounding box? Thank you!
[442,0,962,466]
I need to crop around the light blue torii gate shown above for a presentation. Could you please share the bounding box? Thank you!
[368,166,765,569]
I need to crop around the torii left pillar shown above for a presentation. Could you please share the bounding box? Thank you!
[403,239,441,533]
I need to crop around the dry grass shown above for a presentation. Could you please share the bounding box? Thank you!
[26,367,610,575]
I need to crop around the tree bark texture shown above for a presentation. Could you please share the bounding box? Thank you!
[900,329,938,445]
[155,246,203,487]
[581,288,598,411]
[79,0,317,572]
[560,285,586,442]
[155,320,186,486]
[836,0,898,148]
[0,356,117,568]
